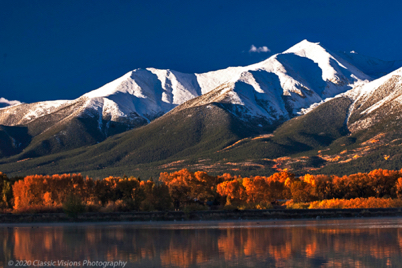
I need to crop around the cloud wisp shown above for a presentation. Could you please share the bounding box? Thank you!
[0,97,21,107]
[249,45,270,53]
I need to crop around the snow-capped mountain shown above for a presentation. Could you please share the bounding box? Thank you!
[172,40,373,124]
[0,40,390,129]
[298,64,402,134]
[0,40,400,159]
[82,40,376,125]
[344,67,402,132]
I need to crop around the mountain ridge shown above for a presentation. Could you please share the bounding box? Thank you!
[1,40,383,127]
[1,40,402,171]
[2,66,402,178]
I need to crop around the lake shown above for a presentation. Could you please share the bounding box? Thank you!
[1,217,402,267]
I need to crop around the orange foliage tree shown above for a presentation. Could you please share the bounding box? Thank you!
[290,181,314,202]
[217,177,246,206]
[309,197,402,209]
[396,178,402,199]
[12,174,90,210]
[8,167,402,213]
[217,171,296,208]
[160,169,222,208]
[12,173,169,212]
[93,176,146,210]
[299,169,402,201]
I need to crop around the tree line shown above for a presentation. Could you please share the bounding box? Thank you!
[1,168,402,213]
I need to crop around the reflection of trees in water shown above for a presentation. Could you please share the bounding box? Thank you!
[1,224,402,267]
[0,229,13,267]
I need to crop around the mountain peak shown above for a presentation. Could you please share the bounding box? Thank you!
[284,39,324,54]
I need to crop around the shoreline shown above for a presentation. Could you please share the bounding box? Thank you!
[1,208,402,224]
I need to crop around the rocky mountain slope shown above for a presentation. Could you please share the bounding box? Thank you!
[346,68,402,133]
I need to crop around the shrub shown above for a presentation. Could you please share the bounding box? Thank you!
[308,197,402,209]
[62,194,85,218]
[284,200,310,209]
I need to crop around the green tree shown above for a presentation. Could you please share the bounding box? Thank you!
[0,172,13,208]
[63,194,85,219]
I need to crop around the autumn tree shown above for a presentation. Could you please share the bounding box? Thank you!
[13,175,47,209]
[309,174,335,200]
[290,180,315,202]
[395,178,402,199]
[267,171,296,199]
[160,169,221,208]
[140,180,173,211]
[217,172,296,208]
[93,176,146,210]
[367,169,400,198]
[216,178,246,207]
[243,176,270,204]
[242,176,279,208]
[12,173,89,210]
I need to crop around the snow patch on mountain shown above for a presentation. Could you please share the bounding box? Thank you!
[0,99,73,126]
[22,100,72,122]
[349,68,402,100]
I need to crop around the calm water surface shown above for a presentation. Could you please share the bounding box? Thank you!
[1,217,402,267]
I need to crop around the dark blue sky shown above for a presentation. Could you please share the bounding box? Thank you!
[1,0,402,103]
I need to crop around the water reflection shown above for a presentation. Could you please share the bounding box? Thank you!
[1,218,402,267]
